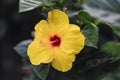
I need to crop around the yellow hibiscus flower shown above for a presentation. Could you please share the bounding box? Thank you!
[27,9,85,72]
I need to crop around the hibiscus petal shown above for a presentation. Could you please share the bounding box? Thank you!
[61,24,85,54]
[27,41,53,65]
[51,49,75,72]
[34,20,51,40]
[48,9,69,36]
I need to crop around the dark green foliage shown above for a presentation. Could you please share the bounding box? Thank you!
[77,10,93,24]
[82,23,98,48]
[77,10,99,48]
[14,40,32,57]
[19,0,55,13]
[33,64,50,80]
[83,0,120,37]
[101,41,120,57]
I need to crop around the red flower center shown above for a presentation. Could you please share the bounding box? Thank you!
[50,35,61,47]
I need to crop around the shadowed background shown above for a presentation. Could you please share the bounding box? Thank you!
[0,0,45,80]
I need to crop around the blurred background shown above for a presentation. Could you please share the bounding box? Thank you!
[0,0,43,80]
[0,0,120,80]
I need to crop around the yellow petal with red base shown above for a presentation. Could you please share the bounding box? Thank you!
[48,9,69,36]
[27,41,53,65]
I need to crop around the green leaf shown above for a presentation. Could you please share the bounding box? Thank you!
[83,0,120,26]
[23,73,39,80]
[14,39,32,57]
[73,10,99,49]
[19,0,54,13]
[77,10,93,24]
[82,0,120,37]
[82,23,98,48]
[101,41,120,57]
[77,10,100,26]
[21,66,40,80]
[33,64,50,80]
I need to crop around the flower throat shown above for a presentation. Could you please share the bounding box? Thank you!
[50,35,61,47]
